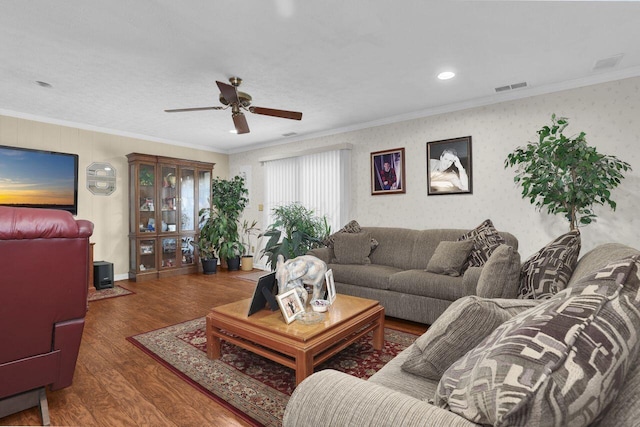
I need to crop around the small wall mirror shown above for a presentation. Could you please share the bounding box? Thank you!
[87,162,116,195]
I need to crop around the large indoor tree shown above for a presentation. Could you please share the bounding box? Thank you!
[505,114,631,230]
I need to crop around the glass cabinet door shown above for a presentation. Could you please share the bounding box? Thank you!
[161,237,177,268]
[138,239,156,271]
[181,236,195,266]
[180,168,195,232]
[198,169,211,212]
[160,165,177,233]
[138,163,156,233]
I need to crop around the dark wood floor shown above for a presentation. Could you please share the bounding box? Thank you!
[2,270,428,426]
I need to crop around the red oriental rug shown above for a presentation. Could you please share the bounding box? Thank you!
[127,317,417,427]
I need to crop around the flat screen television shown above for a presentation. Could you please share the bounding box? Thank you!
[0,144,79,215]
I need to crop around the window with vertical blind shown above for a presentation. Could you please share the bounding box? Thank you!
[263,148,351,238]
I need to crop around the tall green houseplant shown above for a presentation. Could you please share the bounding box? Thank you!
[505,114,631,230]
[260,203,331,270]
[210,175,249,270]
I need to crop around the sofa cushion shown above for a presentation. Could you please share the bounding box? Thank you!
[328,263,399,290]
[457,219,506,267]
[426,240,474,277]
[389,270,467,301]
[475,244,521,299]
[324,220,379,251]
[435,256,640,427]
[517,230,581,299]
[331,232,372,265]
[401,296,538,380]
[371,345,440,401]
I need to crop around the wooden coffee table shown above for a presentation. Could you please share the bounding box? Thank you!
[206,294,385,385]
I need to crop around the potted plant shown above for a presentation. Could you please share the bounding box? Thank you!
[505,114,632,230]
[211,175,249,271]
[194,207,223,274]
[240,219,260,271]
[260,203,331,270]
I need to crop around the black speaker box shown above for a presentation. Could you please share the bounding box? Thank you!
[93,261,114,290]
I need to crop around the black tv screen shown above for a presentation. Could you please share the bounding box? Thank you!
[0,144,79,215]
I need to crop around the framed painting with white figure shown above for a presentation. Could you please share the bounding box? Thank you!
[427,136,472,195]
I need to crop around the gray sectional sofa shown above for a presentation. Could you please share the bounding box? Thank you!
[308,226,518,325]
[284,243,640,427]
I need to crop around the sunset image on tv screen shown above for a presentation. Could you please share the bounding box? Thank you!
[0,146,77,209]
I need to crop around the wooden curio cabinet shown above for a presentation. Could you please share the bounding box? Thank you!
[127,153,214,282]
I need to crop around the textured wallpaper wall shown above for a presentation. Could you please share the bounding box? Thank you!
[232,77,640,260]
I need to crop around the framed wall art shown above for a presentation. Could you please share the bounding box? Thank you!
[426,136,472,195]
[276,289,305,324]
[371,147,406,195]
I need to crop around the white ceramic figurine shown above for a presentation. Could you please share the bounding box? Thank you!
[275,255,328,305]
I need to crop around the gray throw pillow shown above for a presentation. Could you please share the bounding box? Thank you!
[517,230,581,299]
[435,256,640,427]
[400,296,538,380]
[475,244,521,298]
[332,232,372,265]
[426,240,474,277]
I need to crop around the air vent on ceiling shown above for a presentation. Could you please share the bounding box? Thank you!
[593,54,624,71]
[495,81,528,93]
[282,132,297,137]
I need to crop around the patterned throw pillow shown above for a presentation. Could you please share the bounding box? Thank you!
[457,219,506,267]
[323,220,379,251]
[426,240,474,277]
[401,296,538,380]
[517,230,581,299]
[434,256,640,427]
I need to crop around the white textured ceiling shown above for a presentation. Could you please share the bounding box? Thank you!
[1,1,640,154]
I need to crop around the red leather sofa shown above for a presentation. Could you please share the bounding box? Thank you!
[0,207,93,425]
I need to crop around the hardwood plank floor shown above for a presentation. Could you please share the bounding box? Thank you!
[1,270,428,426]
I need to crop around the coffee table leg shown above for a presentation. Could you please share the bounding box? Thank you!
[372,310,385,351]
[295,349,314,386]
[206,316,221,360]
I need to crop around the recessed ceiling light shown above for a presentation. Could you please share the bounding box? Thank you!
[35,80,52,88]
[229,129,238,134]
[437,71,455,80]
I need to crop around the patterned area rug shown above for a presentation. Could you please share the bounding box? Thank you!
[127,317,417,427]
[87,284,134,302]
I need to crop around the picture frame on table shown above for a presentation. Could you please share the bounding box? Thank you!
[276,289,305,324]
[371,147,406,195]
[426,136,473,195]
[325,269,336,304]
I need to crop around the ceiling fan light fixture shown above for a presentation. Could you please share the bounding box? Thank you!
[437,71,456,80]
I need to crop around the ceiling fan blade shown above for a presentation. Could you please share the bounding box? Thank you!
[164,106,224,113]
[216,80,240,105]
[233,112,250,134]
[250,106,302,120]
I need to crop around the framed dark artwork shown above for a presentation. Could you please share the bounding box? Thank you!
[426,136,472,195]
[371,147,406,195]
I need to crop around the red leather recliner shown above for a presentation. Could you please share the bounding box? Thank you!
[0,207,93,425]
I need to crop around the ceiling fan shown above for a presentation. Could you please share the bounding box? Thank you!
[164,77,302,134]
